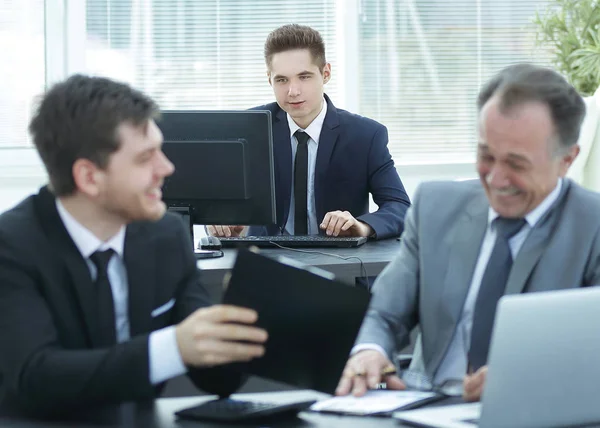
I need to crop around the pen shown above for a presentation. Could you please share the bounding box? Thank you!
[374,366,398,390]
[354,366,396,377]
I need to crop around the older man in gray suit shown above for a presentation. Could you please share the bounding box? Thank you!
[337,63,600,402]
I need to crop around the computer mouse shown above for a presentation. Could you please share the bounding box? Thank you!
[198,235,222,251]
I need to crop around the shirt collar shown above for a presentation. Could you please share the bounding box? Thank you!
[287,97,328,144]
[488,178,563,228]
[56,200,126,259]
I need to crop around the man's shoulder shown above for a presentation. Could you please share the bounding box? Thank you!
[412,180,484,222]
[127,212,189,242]
[250,101,279,113]
[335,107,386,133]
[565,179,600,203]
[0,194,41,245]
[562,180,600,223]
[127,213,193,267]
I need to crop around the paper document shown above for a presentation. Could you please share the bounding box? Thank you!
[310,390,439,416]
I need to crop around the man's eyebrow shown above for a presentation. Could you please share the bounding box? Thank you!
[135,147,157,159]
[477,144,532,164]
[505,153,532,164]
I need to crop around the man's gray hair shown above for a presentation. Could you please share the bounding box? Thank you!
[477,63,586,152]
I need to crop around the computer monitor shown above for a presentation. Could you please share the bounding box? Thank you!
[158,110,276,233]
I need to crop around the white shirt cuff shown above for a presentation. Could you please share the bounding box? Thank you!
[149,326,187,385]
[351,343,390,360]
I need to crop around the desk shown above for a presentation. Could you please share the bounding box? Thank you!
[0,390,461,427]
[196,238,401,289]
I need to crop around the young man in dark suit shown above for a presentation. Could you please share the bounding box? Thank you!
[0,75,267,419]
[209,24,411,240]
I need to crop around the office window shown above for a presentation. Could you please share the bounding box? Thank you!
[85,0,338,110]
[0,0,45,147]
[359,0,551,164]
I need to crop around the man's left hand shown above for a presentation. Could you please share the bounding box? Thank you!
[320,211,374,237]
[463,366,488,402]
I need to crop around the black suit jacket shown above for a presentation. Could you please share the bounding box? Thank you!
[0,187,242,418]
[248,94,411,239]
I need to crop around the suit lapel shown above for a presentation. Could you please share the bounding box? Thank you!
[429,193,488,370]
[34,187,100,347]
[505,180,571,295]
[314,95,340,220]
[273,108,293,228]
[124,223,156,336]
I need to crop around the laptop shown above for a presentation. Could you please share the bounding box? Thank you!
[394,287,600,428]
[222,248,372,394]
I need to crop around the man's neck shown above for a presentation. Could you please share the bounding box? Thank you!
[59,195,124,242]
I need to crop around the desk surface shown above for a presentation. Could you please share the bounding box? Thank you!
[0,390,460,427]
[197,238,401,286]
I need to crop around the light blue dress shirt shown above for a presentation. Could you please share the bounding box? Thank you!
[284,98,327,235]
[56,201,187,384]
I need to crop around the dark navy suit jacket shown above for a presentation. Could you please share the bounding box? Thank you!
[248,95,411,240]
[0,187,242,418]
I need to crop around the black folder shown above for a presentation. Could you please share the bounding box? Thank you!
[223,249,371,394]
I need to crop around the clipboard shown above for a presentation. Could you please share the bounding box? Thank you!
[222,248,371,394]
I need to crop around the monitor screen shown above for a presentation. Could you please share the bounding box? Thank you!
[158,110,276,226]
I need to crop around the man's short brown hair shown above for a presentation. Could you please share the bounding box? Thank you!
[29,74,159,196]
[264,24,326,71]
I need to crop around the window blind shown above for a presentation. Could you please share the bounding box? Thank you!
[0,0,45,147]
[85,0,553,165]
[85,0,339,110]
[358,0,551,165]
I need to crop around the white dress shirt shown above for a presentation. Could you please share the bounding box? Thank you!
[284,98,327,235]
[354,179,563,385]
[56,201,186,385]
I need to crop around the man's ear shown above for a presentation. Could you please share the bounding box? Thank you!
[559,144,580,177]
[322,63,332,83]
[267,70,272,86]
[72,158,103,197]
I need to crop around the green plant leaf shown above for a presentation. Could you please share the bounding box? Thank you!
[533,0,600,96]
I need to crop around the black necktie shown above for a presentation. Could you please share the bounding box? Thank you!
[90,249,117,347]
[468,217,526,371]
[294,130,309,235]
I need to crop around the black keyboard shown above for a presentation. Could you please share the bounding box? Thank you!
[218,235,368,248]
[175,398,316,422]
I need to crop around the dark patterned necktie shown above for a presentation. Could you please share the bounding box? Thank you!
[468,217,526,371]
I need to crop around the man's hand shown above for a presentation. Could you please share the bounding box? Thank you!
[320,211,374,237]
[463,366,488,402]
[207,225,245,237]
[336,350,405,397]
[175,305,268,367]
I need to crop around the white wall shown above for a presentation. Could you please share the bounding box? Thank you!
[0,176,46,213]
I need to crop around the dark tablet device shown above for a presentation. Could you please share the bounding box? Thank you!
[175,398,316,423]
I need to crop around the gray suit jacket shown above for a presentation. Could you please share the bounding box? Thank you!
[355,179,600,381]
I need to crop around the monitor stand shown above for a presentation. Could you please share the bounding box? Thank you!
[168,206,223,259]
